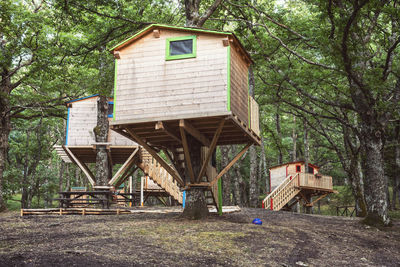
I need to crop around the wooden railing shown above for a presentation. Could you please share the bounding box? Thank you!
[262,173,300,211]
[141,150,183,203]
[298,173,333,191]
[249,96,260,136]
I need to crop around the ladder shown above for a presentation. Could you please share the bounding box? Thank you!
[262,173,301,211]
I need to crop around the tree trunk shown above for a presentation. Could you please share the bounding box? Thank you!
[182,134,209,219]
[65,164,71,191]
[260,136,269,193]
[59,161,65,192]
[276,107,283,164]
[292,115,297,161]
[249,145,258,207]
[220,146,231,205]
[94,95,110,185]
[0,77,11,211]
[394,137,400,210]
[361,132,390,226]
[303,120,312,214]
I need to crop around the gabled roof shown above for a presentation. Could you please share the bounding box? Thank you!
[66,94,99,104]
[269,161,320,170]
[109,23,253,64]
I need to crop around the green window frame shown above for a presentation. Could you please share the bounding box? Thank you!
[165,35,197,61]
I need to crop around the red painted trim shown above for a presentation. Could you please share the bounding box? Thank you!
[262,202,265,209]
[269,169,271,193]
[286,165,288,177]
[270,198,273,210]
[290,175,292,180]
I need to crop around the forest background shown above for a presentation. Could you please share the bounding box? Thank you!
[0,0,399,226]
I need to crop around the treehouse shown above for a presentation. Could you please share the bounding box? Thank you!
[109,24,261,200]
[54,94,183,204]
[263,161,334,211]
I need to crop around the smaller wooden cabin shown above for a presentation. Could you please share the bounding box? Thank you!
[263,161,334,211]
[269,161,320,192]
[64,94,137,164]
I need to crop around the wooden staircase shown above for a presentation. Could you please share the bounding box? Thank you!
[140,149,183,204]
[262,173,301,211]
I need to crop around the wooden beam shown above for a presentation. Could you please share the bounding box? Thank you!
[179,125,195,183]
[63,146,96,186]
[155,121,182,144]
[306,193,329,207]
[210,143,251,187]
[179,119,211,147]
[125,128,185,186]
[197,119,225,182]
[108,147,139,186]
[115,166,138,188]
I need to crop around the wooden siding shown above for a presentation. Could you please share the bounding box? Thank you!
[230,44,249,126]
[270,166,286,191]
[66,97,136,146]
[115,30,228,122]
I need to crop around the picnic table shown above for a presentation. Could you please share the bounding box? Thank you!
[55,191,113,208]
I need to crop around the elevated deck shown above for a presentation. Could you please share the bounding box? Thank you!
[263,173,334,211]
[111,112,261,148]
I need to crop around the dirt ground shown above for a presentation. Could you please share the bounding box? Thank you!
[0,208,399,267]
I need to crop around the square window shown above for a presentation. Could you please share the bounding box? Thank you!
[296,165,301,172]
[166,35,196,60]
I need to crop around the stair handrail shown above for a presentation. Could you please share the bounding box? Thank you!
[263,173,299,209]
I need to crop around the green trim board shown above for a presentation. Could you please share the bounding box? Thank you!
[165,35,197,61]
[227,45,231,111]
[113,59,117,120]
[218,178,223,216]
[110,24,232,52]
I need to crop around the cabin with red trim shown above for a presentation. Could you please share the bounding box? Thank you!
[263,161,334,211]
[269,161,320,192]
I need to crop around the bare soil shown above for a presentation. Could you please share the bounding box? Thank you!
[0,208,399,266]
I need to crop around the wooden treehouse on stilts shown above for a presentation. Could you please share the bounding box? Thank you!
[54,94,183,206]
[262,162,335,211]
[109,24,261,214]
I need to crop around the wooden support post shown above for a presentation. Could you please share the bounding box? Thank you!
[210,143,251,187]
[179,119,211,147]
[197,119,225,182]
[155,121,182,144]
[129,176,133,207]
[125,128,184,186]
[63,146,96,186]
[179,124,195,183]
[140,176,144,206]
[108,147,139,186]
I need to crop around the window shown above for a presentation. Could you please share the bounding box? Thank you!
[108,101,114,118]
[308,166,314,174]
[166,35,196,60]
[296,165,301,173]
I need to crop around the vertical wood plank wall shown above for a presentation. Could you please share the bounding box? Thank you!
[67,97,136,146]
[115,30,228,122]
[230,44,249,126]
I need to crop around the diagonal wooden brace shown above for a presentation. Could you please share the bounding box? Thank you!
[63,146,96,186]
[125,128,185,187]
[210,143,252,187]
[108,147,139,186]
[179,123,195,183]
[197,119,225,182]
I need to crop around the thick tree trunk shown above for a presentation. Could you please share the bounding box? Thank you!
[182,134,209,219]
[0,80,11,211]
[220,146,231,205]
[361,133,390,226]
[260,136,269,193]
[59,161,64,192]
[249,145,258,207]
[94,95,110,185]
[303,120,312,214]
[394,140,400,210]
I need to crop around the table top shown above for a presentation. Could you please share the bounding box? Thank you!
[59,191,113,195]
